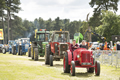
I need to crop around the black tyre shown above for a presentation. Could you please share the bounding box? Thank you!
[45,46,50,65]
[18,46,20,55]
[2,48,6,54]
[87,67,94,73]
[34,48,38,61]
[31,47,34,59]
[31,43,36,60]
[28,47,31,57]
[70,61,75,76]
[15,50,17,55]
[95,61,100,76]
[20,49,23,56]
[63,52,70,73]
[50,55,53,66]
[12,47,13,54]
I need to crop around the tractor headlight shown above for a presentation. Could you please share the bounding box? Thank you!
[77,55,80,58]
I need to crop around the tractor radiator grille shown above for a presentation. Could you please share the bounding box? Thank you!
[82,53,91,62]
[60,44,68,54]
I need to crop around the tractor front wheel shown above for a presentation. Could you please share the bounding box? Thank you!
[28,47,31,57]
[95,61,100,76]
[45,46,50,65]
[15,50,17,55]
[31,47,34,60]
[63,52,70,73]
[34,48,38,61]
[2,48,6,54]
[20,50,23,56]
[50,55,53,66]
[70,61,75,76]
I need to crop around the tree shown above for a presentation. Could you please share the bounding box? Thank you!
[53,17,63,30]
[6,0,21,40]
[89,0,119,29]
[96,11,120,41]
[45,18,54,31]
[89,0,119,14]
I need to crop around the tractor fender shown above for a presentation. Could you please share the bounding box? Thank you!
[67,50,72,65]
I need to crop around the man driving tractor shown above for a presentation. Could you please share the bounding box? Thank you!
[70,39,79,52]
[58,34,63,42]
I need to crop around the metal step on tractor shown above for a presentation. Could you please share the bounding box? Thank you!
[28,29,50,61]
[45,29,70,66]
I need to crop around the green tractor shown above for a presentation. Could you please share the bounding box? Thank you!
[28,29,50,61]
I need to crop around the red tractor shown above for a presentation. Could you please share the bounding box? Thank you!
[63,48,100,76]
[45,30,70,66]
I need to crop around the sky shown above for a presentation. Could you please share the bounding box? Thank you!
[17,0,120,22]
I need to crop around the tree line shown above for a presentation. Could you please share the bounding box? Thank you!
[0,0,120,44]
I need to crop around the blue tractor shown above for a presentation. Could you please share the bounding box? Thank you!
[18,38,30,55]
[8,40,15,54]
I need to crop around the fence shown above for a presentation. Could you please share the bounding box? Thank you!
[93,50,120,68]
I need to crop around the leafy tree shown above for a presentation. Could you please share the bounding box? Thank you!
[89,0,119,29]
[96,11,120,41]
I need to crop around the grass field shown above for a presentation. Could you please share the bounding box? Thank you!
[0,53,120,80]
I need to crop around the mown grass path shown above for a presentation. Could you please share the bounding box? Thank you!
[0,53,120,80]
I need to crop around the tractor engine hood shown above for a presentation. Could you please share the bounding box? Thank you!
[73,48,93,61]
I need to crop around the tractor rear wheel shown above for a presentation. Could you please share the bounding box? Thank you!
[2,48,6,54]
[50,55,53,66]
[70,61,75,76]
[87,67,94,73]
[63,52,70,73]
[95,61,100,76]
[28,47,31,57]
[34,48,38,61]
[45,46,50,65]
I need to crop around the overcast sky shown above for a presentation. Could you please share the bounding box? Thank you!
[17,0,120,21]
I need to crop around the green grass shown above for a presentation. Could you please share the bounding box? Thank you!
[0,53,120,80]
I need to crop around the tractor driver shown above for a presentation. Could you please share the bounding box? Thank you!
[70,39,79,52]
[70,39,79,60]
[57,34,63,42]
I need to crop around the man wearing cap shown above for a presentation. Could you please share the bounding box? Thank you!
[58,34,63,42]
